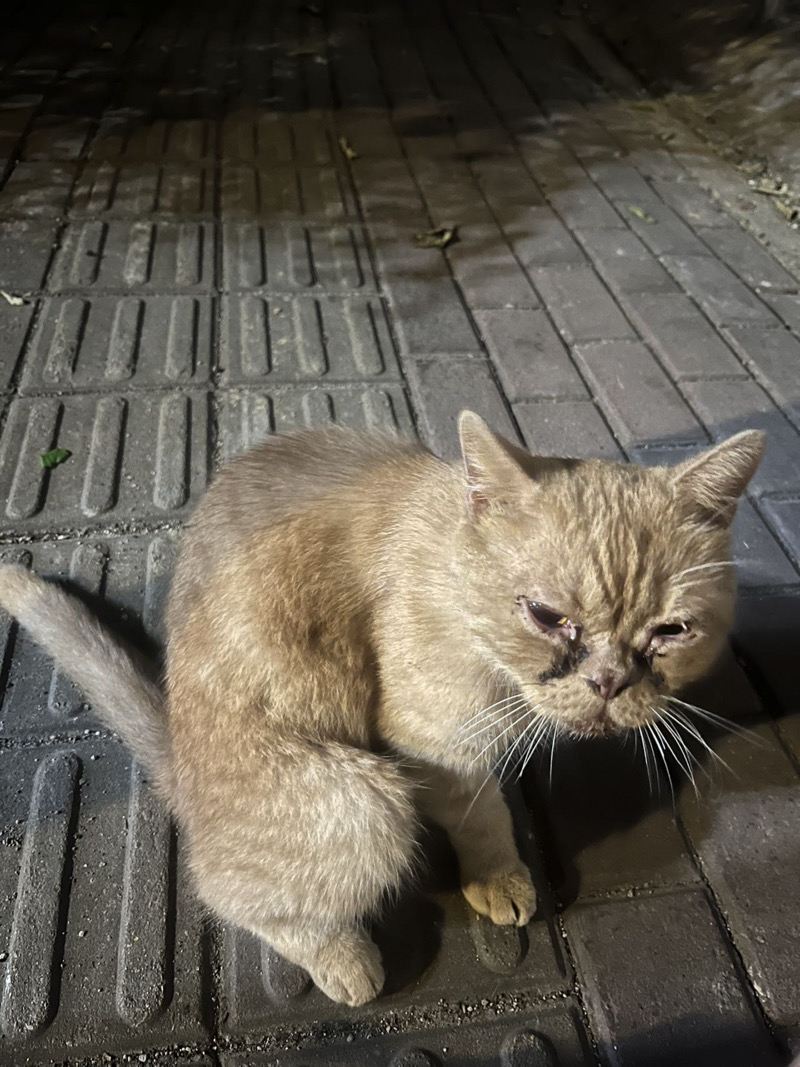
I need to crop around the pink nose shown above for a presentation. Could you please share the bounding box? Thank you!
[587,672,630,702]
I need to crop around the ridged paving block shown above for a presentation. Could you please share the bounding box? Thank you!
[0,533,178,741]
[0,392,210,533]
[49,220,216,292]
[0,742,209,1063]
[88,114,219,163]
[220,844,569,1035]
[565,889,781,1067]
[71,162,216,216]
[220,1002,591,1065]
[220,109,337,166]
[220,165,357,220]
[216,385,415,466]
[221,222,376,292]
[219,295,400,384]
[18,295,213,392]
[680,725,800,1028]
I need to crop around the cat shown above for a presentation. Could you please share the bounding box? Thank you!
[0,411,764,1006]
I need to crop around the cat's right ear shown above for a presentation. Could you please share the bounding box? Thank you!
[457,411,533,521]
[671,429,766,526]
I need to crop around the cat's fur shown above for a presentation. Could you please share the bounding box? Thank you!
[0,412,764,1005]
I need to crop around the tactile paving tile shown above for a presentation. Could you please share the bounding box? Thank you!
[218,295,401,384]
[221,222,377,292]
[0,392,210,534]
[71,162,216,217]
[49,219,216,292]
[18,295,214,392]
[215,385,416,466]
[220,165,358,221]
[0,532,178,742]
[0,741,210,1063]
[219,1001,592,1066]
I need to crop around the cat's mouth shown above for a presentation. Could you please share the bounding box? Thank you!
[570,703,625,739]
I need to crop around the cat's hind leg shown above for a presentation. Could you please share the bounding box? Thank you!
[183,740,418,1005]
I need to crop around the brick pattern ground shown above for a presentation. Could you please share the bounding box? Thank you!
[0,0,799,1065]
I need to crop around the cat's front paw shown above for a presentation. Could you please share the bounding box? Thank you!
[310,930,385,1006]
[462,866,537,927]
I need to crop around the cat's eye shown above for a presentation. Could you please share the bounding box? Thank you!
[648,621,692,652]
[518,597,579,641]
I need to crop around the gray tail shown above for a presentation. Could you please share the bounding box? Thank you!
[0,565,170,784]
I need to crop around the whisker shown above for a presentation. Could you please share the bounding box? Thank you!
[496,706,542,784]
[671,561,739,581]
[639,724,655,797]
[666,697,761,743]
[648,723,675,808]
[458,698,529,745]
[548,720,559,788]
[469,709,530,768]
[516,712,553,779]
[458,694,525,735]
[662,708,736,777]
[654,710,699,797]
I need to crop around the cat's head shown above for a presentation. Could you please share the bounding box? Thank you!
[453,411,765,747]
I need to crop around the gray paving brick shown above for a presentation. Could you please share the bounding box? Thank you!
[0,221,58,292]
[220,1003,590,1065]
[651,178,737,229]
[0,741,209,1061]
[219,295,400,384]
[574,340,705,446]
[370,228,477,353]
[761,499,800,570]
[447,224,541,309]
[0,392,210,533]
[722,326,800,427]
[532,266,636,343]
[476,309,587,402]
[513,400,624,461]
[71,162,215,217]
[696,226,799,292]
[565,890,781,1067]
[220,109,336,166]
[498,206,588,271]
[351,159,430,227]
[220,165,357,221]
[216,385,416,466]
[577,228,680,295]
[680,379,800,497]
[547,180,624,232]
[623,293,747,380]
[680,726,800,1028]
[0,162,76,219]
[18,295,213,392]
[0,298,34,391]
[49,220,216,292]
[0,533,177,740]
[20,114,92,161]
[629,445,800,590]
[404,357,518,460]
[470,152,547,213]
[661,255,778,327]
[763,293,800,335]
[222,222,376,293]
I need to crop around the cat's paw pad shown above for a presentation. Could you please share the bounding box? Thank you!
[462,867,537,927]
[311,931,385,1006]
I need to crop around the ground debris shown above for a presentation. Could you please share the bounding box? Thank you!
[414,225,457,249]
[338,136,359,161]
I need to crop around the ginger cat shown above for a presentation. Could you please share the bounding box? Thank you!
[0,411,764,1005]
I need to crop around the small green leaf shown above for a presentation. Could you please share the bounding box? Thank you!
[628,205,655,223]
[40,448,72,469]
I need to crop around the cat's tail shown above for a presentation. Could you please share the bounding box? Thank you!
[0,565,170,785]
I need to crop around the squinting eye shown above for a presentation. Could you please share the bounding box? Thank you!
[653,622,689,638]
[518,597,579,640]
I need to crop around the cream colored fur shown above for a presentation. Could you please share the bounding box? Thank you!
[0,412,764,1005]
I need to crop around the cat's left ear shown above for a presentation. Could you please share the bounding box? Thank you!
[458,411,534,520]
[672,430,766,525]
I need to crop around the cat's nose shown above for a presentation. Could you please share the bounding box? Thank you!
[586,671,630,702]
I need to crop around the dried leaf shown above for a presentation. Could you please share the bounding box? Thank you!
[40,449,72,470]
[750,177,788,197]
[628,205,655,223]
[414,226,457,249]
[0,290,25,306]
[302,3,323,14]
[775,199,799,222]
[338,136,359,161]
